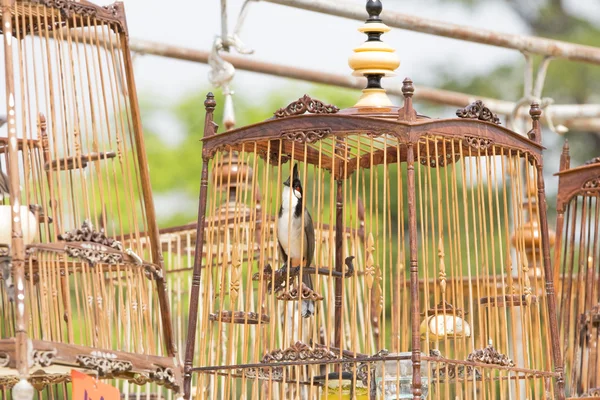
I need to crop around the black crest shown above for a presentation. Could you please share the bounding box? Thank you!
[284,163,299,187]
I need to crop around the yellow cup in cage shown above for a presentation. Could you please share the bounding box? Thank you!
[317,372,370,400]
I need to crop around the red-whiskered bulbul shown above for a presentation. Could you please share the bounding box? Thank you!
[277,163,315,318]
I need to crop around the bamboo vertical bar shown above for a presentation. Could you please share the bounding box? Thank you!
[184,93,217,399]
[334,139,344,351]
[554,142,570,315]
[2,0,29,378]
[119,17,176,356]
[528,103,565,400]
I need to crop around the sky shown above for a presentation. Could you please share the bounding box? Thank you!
[116,0,529,103]
[107,0,598,106]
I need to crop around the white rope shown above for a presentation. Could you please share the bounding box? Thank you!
[509,53,565,135]
[210,0,256,130]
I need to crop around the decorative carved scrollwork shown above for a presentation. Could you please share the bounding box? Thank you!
[340,348,389,387]
[59,220,123,250]
[241,341,338,381]
[32,349,57,367]
[30,0,119,20]
[583,177,600,192]
[65,244,123,266]
[30,374,71,391]
[0,374,70,390]
[59,220,124,265]
[150,366,178,390]
[0,376,19,387]
[583,388,600,397]
[429,349,481,381]
[257,149,291,166]
[129,374,152,386]
[209,311,270,324]
[239,366,283,380]
[277,283,324,301]
[419,153,460,168]
[274,95,339,118]
[31,0,96,17]
[456,100,501,125]
[463,136,493,150]
[76,354,133,376]
[584,156,600,165]
[265,341,336,363]
[0,352,9,368]
[430,344,513,382]
[467,343,514,367]
[281,128,331,144]
[102,4,119,16]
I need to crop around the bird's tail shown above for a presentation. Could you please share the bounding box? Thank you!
[301,272,315,318]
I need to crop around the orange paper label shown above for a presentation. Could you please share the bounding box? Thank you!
[71,370,120,400]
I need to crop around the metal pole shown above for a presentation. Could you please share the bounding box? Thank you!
[126,38,600,129]
[262,0,600,66]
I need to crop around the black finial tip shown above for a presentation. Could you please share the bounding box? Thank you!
[205,92,216,109]
[366,0,383,22]
[366,74,383,89]
[402,77,415,97]
[529,102,541,119]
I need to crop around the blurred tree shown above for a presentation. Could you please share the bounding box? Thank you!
[140,85,359,227]
[435,0,600,160]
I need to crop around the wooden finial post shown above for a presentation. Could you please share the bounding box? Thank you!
[203,92,218,139]
[527,102,542,144]
[399,77,416,121]
[559,140,570,172]
[185,93,218,399]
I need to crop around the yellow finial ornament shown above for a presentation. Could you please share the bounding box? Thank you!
[348,0,400,107]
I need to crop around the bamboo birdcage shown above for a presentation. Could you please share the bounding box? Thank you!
[0,0,179,397]
[184,2,565,399]
[555,145,600,399]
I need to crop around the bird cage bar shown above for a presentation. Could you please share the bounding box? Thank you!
[554,145,600,398]
[0,0,179,394]
[2,0,27,379]
[183,93,216,398]
[185,84,566,399]
[183,3,567,393]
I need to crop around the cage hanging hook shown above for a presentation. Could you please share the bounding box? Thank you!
[211,0,256,130]
[510,53,555,134]
[541,98,569,135]
[533,56,553,99]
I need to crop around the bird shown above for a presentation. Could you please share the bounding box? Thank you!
[277,163,316,318]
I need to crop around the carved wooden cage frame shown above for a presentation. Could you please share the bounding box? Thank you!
[0,0,180,396]
[554,148,600,399]
[184,81,566,399]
